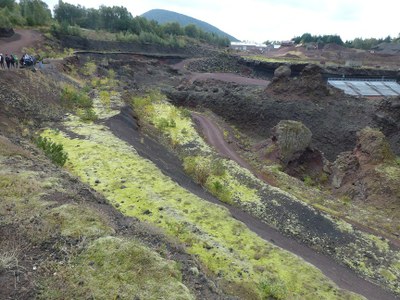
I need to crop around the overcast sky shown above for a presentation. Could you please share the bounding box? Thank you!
[45,0,399,42]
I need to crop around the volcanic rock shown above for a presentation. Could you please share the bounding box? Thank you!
[271,120,312,164]
[355,127,395,164]
[273,65,291,79]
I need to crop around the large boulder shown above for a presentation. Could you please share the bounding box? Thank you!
[355,127,395,164]
[0,28,14,38]
[273,65,291,79]
[271,120,312,164]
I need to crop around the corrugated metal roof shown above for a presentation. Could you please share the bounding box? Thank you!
[328,79,400,96]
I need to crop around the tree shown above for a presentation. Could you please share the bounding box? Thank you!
[0,0,15,9]
[162,22,183,36]
[184,24,199,38]
[20,0,51,26]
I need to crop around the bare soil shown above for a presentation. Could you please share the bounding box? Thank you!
[0,29,43,56]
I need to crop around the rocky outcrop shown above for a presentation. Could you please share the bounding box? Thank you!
[273,65,291,79]
[267,64,332,98]
[355,127,395,164]
[331,127,399,203]
[331,151,360,188]
[270,120,312,164]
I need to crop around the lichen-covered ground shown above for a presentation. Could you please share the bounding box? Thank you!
[0,135,204,300]
[40,92,363,299]
[130,92,400,296]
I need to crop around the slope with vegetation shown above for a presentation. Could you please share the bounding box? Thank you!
[34,59,365,299]
[52,1,230,47]
[141,9,239,42]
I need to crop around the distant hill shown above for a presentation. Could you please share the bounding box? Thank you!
[141,9,239,42]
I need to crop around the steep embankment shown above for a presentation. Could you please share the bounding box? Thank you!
[0,69,227,299]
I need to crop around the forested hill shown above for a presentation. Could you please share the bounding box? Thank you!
[142,9,239,42]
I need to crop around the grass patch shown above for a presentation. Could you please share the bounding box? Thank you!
[44,204,115,239]
[39,236,193,300]
[0,249,19,272]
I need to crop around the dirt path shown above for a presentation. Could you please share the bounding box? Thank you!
[190,72,270,86]
[0,29,43,56]
[172,58,270,87]
[107,107,398,300]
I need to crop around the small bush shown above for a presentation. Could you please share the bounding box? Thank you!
[77,108,98,122]
[35,136,68,166]
[99,91,111,108]
[0,250,18,271]
[260,279,288,299]
[183,156,211,186]
[51,22,82,37]
[82,61,97,76]
[116,31,139,42]
[211,159,226,176]
[61,85,92,109]
[157,118,170,130]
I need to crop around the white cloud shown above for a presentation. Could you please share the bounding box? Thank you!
[45,0,400,42]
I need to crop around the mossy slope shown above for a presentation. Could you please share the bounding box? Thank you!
[42,114,362,299]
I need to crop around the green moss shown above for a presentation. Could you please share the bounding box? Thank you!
[39,236,193,300]
[44,204,115,238]
[380,268,397,282]
[42,120,362,299]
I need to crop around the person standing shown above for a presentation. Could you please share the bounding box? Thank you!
[5,54,11,69]
[0,53,4,69]
[12,54,18,68]
[10,53,15,68]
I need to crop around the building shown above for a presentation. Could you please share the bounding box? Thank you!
[230,42,268,52]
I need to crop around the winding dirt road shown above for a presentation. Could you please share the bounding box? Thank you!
[191,112,399,300]
[0,29,43,56]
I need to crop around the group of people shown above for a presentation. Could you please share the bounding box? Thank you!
[0,53,35,70]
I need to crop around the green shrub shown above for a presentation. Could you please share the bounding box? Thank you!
[156,118,170,130]
[183,156,211,186]
[61,85,93,109]
[35,136,68,166]
[259,279,288,299]
[99,91,111,107]
[116,31,139,42]
[82,61,97,76]
[211,158,226,176]
[77,108,98,122]
[51,22,82,37]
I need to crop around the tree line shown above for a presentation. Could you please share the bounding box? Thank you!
[290,32,400,50]
[53,1,230,47]
[0,0,230,47]
[0,0,51,27]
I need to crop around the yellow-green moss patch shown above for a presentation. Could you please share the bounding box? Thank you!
[42,121,362,299]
